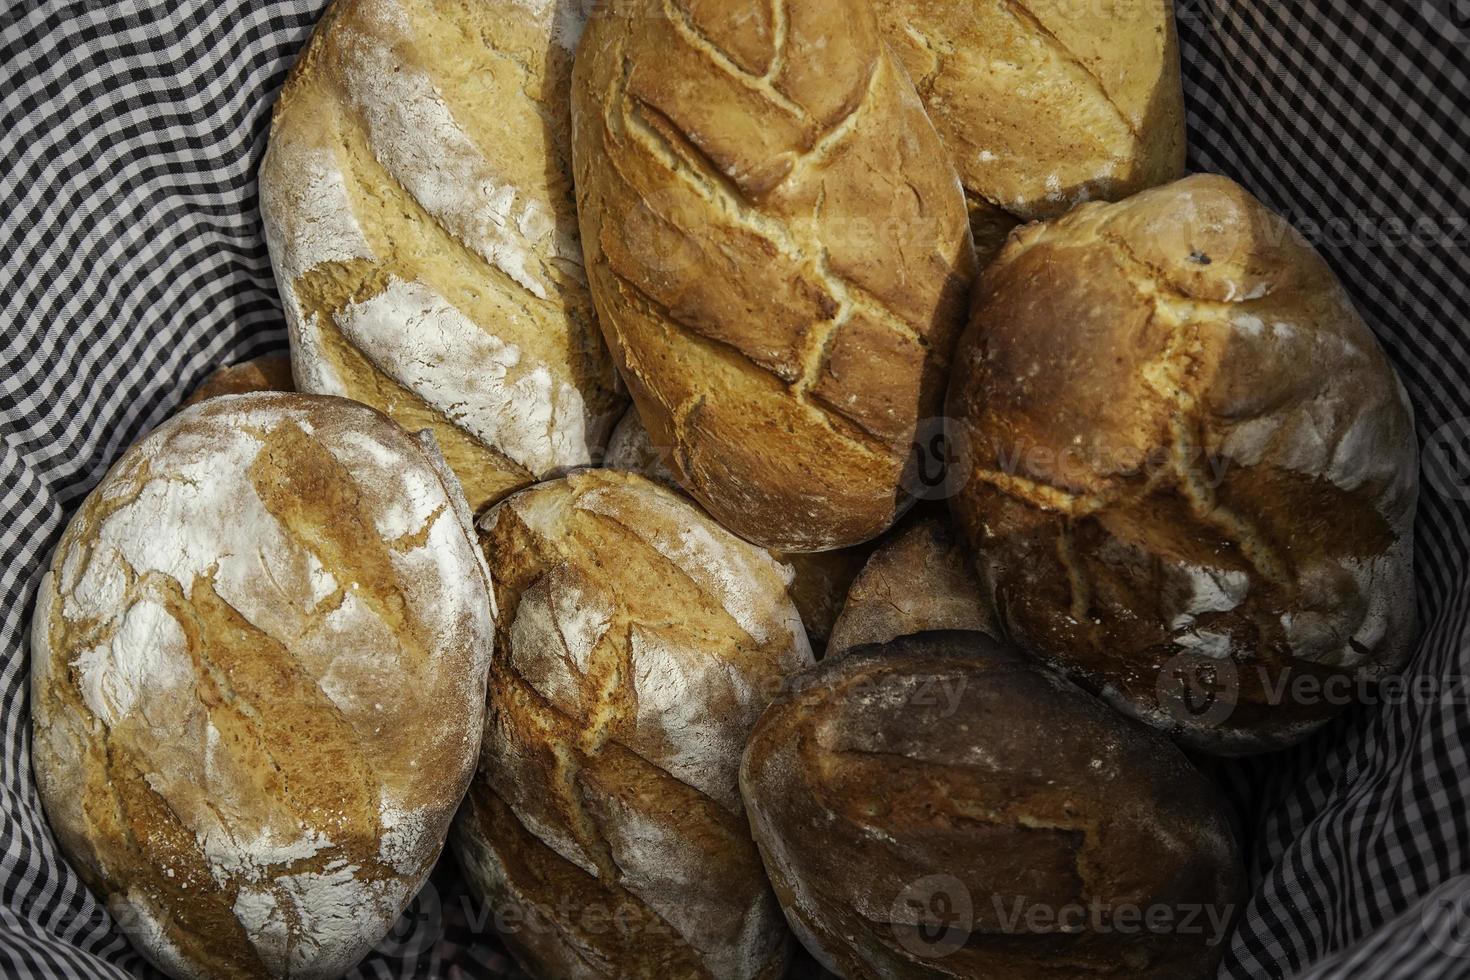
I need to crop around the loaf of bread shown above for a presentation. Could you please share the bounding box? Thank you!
[603,406,867,650]
[948,174,1419,754]
[183,354,294,406]
[827,515,992,657]
[873,0,1186,262]
[454,470,813,979]
[261,0,624,513]
[741,632,1245,979]
[30,393,494,979]
[572,0,977,552]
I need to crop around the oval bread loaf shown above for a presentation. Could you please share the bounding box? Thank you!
[454,470,814,979]
[261,0,625,513]
[948,174,1419,753]
[873,0,1186,262]
[30,393,495,979]
[827,514,993,657]
[572,0,977,552]
[741,632,1245,980]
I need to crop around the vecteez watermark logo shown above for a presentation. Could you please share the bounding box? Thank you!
[1157,654,1241,729]
[376,879,444,960]
[888,877,1237,962]
[1423,0,1470,45]
[1424,416,1470,502]
[896,422,1233,505]
[891,875,974,959]
[773,668,971,719]
[1156,655,1470,730]
[1423,886,1470,959]
[898,417,973,503]
[991,896,1236,947]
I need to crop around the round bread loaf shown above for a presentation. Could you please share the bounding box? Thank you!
[603,406,867,650]
[30,393,494,979]
[827,515,993,657]
[873,0,1186,263]
[183,354,294,406]
[741,632,1245,980]
[261,0,625,514]
[948,174,1419,754]
[453,469,813,979]
[572,0,977,553]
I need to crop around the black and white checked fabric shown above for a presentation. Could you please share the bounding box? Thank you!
[1,1,1466,977]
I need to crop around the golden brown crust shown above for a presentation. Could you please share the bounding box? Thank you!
[454,470,812,979]
[572,0,976,552]
[827,516,993,657]
[603,406,869,650]
[261,0,626,515]
[740,633,1245,980]
[947,174,1419,754]
[874,0,1186,262]
[183,354,295,406]
[31,392,494,979]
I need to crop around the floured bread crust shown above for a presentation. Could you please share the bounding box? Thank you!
[874,0,1186,263]
[828,515,993,657]
[948,174,1420,754]
[453,469,812,979]
[260,0,625,514]
[572,0,977,553]
[31,392,494,979]
[740,633,1245,980]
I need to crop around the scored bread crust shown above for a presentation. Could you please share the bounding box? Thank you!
[873,0,1186,263]
[453,470,813,980]
[948,174,1420,753]
[260,0,625,514]
[571,0,977,553]
[30,393,494,979]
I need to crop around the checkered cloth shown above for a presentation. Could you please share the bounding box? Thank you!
[2,2,1467,977]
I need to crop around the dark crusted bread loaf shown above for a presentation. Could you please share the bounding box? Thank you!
[741,631,1245,979]
[947,174,1419,754]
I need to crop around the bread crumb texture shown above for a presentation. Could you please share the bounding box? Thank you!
[31,393,494,979]
[260,0,625,514]
[873,0,1186,260]
[572,0,977,552]
[455,469,812,980]
[949,174,1420,752]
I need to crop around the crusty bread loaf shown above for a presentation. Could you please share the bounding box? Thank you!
[572,0,977,553]
[603,406,867,650]
[184,354,294,406]
[874,0,1186,263]
[948,174,1419,754]
[30,392,494,980]
[827,515,992,657]
[454,470,813,979]
[741,632,1245,980]
[261,0,625,513]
